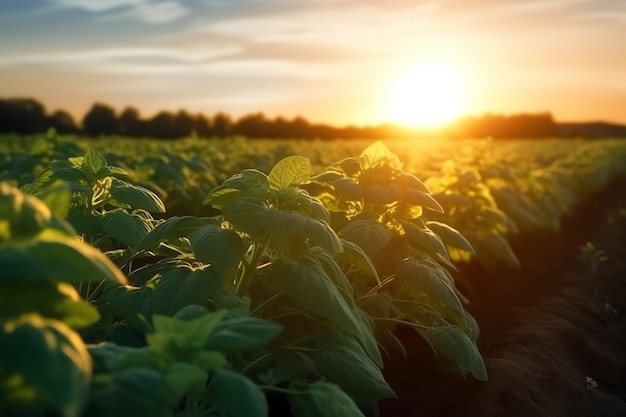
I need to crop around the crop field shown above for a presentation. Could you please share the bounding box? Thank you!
[2,133,626,417]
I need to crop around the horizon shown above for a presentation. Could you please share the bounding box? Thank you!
[1,1,625,127]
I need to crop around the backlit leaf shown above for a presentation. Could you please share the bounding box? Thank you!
[339,220,391,258]
[426,221,475,255]
[110,180,165,213]
[268,156,311,189]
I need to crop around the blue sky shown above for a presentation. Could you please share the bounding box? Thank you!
[1,0,625,125]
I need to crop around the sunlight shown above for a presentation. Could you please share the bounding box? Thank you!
[386,63,466,128]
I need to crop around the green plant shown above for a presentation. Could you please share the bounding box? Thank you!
[0,183,126,417]
[307,142,487,380]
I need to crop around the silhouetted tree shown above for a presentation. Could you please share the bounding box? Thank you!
[193,114,212,137]
[82,103,119,136]
[212,112,232,137]
[118,106,144,137]
[172,110,195,138]
[146,111,176,139]
[47,110,78,134]
[0,98,47,134]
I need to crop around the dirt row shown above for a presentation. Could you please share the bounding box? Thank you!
[381,177,626,417]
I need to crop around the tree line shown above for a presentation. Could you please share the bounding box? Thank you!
[0,97,564,140]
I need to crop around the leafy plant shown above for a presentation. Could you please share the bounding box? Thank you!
[307,141,487,380]
[0,183,126,417]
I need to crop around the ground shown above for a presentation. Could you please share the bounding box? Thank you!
[380,178,626,417]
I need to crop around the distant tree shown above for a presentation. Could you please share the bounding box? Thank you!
[193,114,212,138]
[212,112,232,137]
[233,112,268,137]
[172,110,195,138]
[0,98,47,134]
[146,111,176,139]
[118,106,144,137]
[47,109,78,134]
[82,103,119,136]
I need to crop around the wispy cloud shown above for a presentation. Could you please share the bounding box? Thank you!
[47,0,188,23]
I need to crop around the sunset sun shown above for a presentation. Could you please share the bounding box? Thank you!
[386,63,466,127]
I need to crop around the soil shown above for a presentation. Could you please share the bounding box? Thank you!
[380,177,626,417]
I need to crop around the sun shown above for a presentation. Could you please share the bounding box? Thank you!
[386,63,466,128]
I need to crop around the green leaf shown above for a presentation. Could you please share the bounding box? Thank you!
[84,370,171,417]
[206,368,268,417]
[151,309,226,349]
[339,220,391,258]
[100,210,152,249]
[150,267,222,317]
[288,381,366,417]
[0,281,99,329]
[400,188,444,213]
[133,216,218,254]
[203,185,245,208]
[222,197,270,238]
[0,315,91,417]
[336,239,379,282]
[310,332,395,402]
[397,258,464,318]
[82,149,108,180]
[268,156,311,189]
[36,182,73,218]
[332,178,364,200]
[104,285,152,332]
[359,141,402,170]
[426,221,475,255]
[272,259,361,337]
[110,180,165,213]
[0,236,127,284]
[402,221,450,261]
[207,317,283,352]
[269,352,317,385]
[189,225,247,274]
[414,326,488,381]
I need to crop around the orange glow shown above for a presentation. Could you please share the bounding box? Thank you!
[386,63,466,128]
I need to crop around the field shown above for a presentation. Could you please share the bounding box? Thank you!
[2,133,626,417]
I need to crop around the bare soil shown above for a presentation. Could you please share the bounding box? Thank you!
[380,177,626,417]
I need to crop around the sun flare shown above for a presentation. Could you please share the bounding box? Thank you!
[386,63,466,128]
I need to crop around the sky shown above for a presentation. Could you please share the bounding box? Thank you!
[1,0,625,126]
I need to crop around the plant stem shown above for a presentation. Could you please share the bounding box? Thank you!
[234,235,270,297]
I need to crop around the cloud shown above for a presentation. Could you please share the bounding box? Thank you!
[47,0,188,23]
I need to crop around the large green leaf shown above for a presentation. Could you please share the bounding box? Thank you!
[150,267,222,317]
[402,221,450,261]
[0,281,99,329]
[336,239,379,282]
[414,326,488,381]
[189,225,246,274]
[206,317,283,352]
[339,220,391,258]
[359,141,402,170]
[397,258,464,318]
[0,315,91,417]
[81,149,108,181]
[104,285,152,332]
[426,221,475,254]
[110,180,165,213]
[100,210,152,249]
[84,370,171,417]
[206,368,268,417]
[288,381,366,417]
[0,236,127,284]
[310,332,395,402]
[268,156,311,190]
[222,197,270,238]
[272,258,361,337]
[133,216,218,254]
